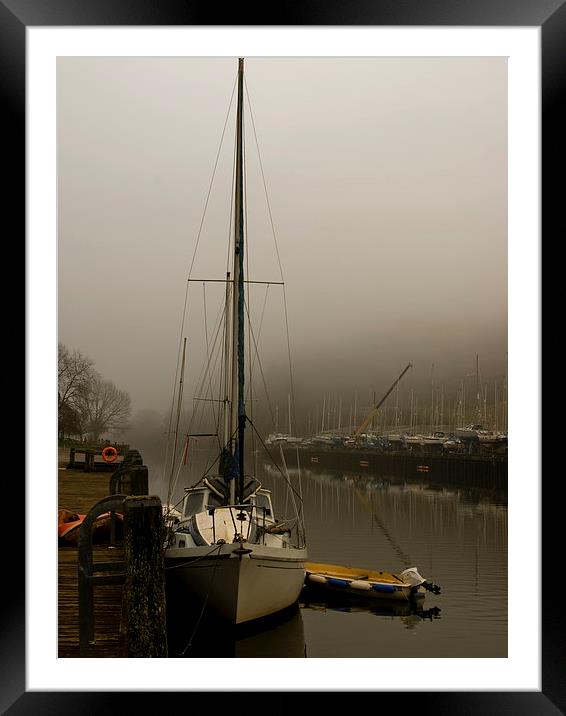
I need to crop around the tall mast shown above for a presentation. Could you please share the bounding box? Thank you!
[230,57,246,503]
[222,270,234,502]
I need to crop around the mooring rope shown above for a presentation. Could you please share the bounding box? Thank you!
[178,541,225,655]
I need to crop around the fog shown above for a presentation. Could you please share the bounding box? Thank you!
[57,56,507,441]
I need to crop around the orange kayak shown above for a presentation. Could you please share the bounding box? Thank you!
[58,509,123,545]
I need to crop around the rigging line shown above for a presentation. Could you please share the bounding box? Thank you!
[295,445,306,541]
[244,283,270,401]
[169,302,225,499]
[278,444,300,531]
[184,291,225,436]
[161,382,178,496]
[215,127,236,460]
[175,421,238,489]
[187,278,283,285]
[225,102,238,278]
[168,433,191,504]
[164,76,237,486]
[167,338,188,510]
[180,323,225,478]
[219,279,231,444]
[163,494,185,519]
[198,422,241,480]
[190,322,230,478]
[202,282,219,433]
[188,75,238,284]
[188,297,223,418]
[244,77,285,284]
[163,542,224,571]
[244,78,298,438]
[196,301,226,445]
[246,417,304,505]
[179,543,225,656]
[242,297,277,430]
[282,284,298,435]
[243,114,254,450]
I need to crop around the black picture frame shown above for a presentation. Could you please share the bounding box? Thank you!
[9,0,554,712]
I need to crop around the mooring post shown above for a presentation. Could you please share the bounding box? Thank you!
[84,450,94,472]
[109,459,149,545]
[123,496,167,657]
[110,464,148,497]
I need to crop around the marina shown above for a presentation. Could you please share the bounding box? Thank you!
[275,442,506,492]
[55,56,510,664]
[58,443,506,658]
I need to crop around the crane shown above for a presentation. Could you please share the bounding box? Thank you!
[346,362,413,446]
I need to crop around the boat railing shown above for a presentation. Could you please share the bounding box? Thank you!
[208,503,300,546]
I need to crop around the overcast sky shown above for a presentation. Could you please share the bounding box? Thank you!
[57,56,507,432]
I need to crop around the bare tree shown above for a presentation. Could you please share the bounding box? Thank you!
[77,376,132,442]
[58,343,95,438]
[59,402,83,439]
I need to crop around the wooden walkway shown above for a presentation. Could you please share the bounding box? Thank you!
[58,449,125,657]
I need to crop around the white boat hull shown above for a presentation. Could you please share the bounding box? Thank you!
[165,542,307,624]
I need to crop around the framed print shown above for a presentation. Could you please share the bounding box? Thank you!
[8,0,556,712]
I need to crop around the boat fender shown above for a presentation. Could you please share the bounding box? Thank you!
[371,583,397,594]
[308,574,327,584]
[101,446,118,463]
[350,580,371,591]
[327,577,350,588]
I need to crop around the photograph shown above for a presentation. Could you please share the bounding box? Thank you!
[56,54,508,659]
[6,3,555,709]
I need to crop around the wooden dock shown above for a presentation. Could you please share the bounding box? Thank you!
[58,449,125,657]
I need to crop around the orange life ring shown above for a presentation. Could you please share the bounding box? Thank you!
[101,446,118,463]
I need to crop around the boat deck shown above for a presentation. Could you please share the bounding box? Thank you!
[305,561,405,585]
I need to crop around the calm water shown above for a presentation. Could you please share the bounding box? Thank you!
[156,457,507,659]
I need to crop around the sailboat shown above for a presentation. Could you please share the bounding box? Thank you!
[163,58,307,625]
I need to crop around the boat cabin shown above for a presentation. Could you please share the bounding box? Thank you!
[182,483,275,524]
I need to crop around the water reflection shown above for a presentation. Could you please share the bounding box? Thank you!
[166,588,444,658]
[264,462,507,510]
[161,457,506,658]
[301,588,441,624]
[166,601,306,658]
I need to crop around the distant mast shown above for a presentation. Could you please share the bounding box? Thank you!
[475,354,481,423]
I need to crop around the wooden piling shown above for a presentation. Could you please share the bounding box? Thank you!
[110,464,148,497]
[123,496,167,657]
[84,450,94,472]
[59,448,167,658]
